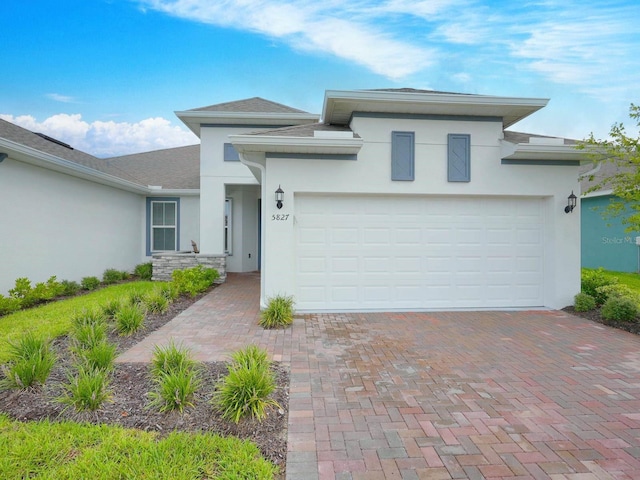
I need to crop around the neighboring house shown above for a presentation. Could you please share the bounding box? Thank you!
[580,161,640,272]
[0,89,587,310]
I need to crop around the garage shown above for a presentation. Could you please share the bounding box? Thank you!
[295,194,545,310]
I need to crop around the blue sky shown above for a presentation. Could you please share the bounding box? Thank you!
[1,0,638,157]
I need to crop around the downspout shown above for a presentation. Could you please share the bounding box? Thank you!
[238,152,267,309]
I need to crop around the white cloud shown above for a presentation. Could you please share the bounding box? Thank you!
[46,93,77,103]
[139,0,436,79]
[0,113,198,157]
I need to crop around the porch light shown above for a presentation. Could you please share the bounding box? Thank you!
[275,185,284,209]
[564,191,577,213]
[0,153,7,163]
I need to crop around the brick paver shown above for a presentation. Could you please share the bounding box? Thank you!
[118,273,640,479]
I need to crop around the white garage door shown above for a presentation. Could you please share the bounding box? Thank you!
[295,194,545,310]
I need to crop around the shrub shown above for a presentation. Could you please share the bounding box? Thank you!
[0,332,56,389]
[596,284,640,305]
[103,269,125,285]
[59,366,112,411]
[113,303,145,336]
[101,297,124,318]
[150,341,197,378]
[127,291,146,306]
[574,292,596,312]
[171,265,219,297]
[259,294,294,329]
[8,278,32,300]
[8,276,62,308]
[81,276,101,291]
[148,367,202,413]
[158,282,180,301]
[581,268,618,305]
[59,280,81,297]
[134,262,153,280]
[71,321,107,351]
[74,341,117,373]
[601,296,639,322]
[143,289,170,314]
[212,362,280,423]
[0,295,22,316]
[231,344,270,370]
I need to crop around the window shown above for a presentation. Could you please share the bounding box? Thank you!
[448,134,471,182]
[146,197,180,255]
[225,198,232,254]
[224,143,240,161]
[391,131,415,181]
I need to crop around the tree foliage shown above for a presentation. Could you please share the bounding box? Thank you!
[580,103,640,232]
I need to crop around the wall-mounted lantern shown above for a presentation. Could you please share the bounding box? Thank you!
[275,185,284,209]
[0,153,7,163]
[564,191,577,213]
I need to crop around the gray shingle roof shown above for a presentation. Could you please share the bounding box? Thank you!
[0,118,142,184]
[504,130,577,145]
[188,97,309,114]
[106,144,200,189]
[244,123,359,138]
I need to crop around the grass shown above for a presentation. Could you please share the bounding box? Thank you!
[0,332,56,389]
[0,282,159,363]
[58,366,113,412]
[0,414,278,479]
[596,269,640,291]
[259,294,294,329]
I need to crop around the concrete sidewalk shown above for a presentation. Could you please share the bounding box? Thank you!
[119,273,640,479]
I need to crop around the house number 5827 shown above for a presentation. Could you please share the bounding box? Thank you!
[271,214,290,221]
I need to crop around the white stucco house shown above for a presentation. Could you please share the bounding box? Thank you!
[0,88,586,310]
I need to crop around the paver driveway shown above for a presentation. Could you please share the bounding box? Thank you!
[119,273,640,479]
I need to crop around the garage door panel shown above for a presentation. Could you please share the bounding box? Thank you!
[295,195,545,310]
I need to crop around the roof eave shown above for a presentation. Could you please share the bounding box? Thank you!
[175,111,320,137]
[0,138,150,194]
[322,90,549,128]
[229,134,363,156]
[501,142,589,162]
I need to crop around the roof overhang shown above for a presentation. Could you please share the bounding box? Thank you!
[229,134,363,156]
[322,90,549,128]
[501,140,590,163]
[0,138,200,196]
[175,111,320,137]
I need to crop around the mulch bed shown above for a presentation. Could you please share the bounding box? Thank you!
[563,305,640,335]
[0,289,289,474]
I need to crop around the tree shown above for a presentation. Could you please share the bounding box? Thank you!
[580,103,640,232]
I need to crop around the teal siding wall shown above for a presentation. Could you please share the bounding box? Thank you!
[581,195,639,272]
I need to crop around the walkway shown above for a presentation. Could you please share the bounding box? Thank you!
[119,273,640,479]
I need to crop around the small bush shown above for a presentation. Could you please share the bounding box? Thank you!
[8,278,32,300]
[259,295,294,329]
[59,280,81,297]
[143,290,170,314]
[134,262,153,280]
[74,341,117,373]
[103,269,125,285]
[114,303,145,336]
[150,341,197,378]
[0,333,56,389]
[212,362,280,423]
[231,344,270,370]
[0,295,22,316]
[596,284,640,305]
[101,297,124,318]
[601,296,639,322]
[59,366,112,411]
[171,265,219,297]
[574,292,596,312]
[8,276,62,308]
[127,291,146,306]
[158,282,180,301]
[71,321,108,351]
[148,368,202,413]
[81,276,101,291]
[581,268,618,305]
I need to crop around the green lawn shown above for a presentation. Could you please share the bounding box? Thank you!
[0,414,276,479]
[0,281,279,479]
[583,268,640,292]
[0,282,158,363]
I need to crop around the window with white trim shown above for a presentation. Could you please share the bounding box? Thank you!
[225,198,232,254]
[151,201,177,251]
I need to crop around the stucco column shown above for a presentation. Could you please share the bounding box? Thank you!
[199,178,226,254]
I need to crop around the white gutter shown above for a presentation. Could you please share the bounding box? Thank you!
[0,138,200,196]
[229,134,363,155]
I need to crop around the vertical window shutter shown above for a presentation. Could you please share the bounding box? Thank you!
[391,131,415,181]
[448,134,471,182]
[224,143,240,161]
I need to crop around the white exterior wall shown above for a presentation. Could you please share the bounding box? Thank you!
[260,116,580,309]
[199,126,265,272]
[0,158,144,295]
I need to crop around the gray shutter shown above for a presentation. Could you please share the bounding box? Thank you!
[391,131,415,181]
[448,134,470,182]
[224,143,240,161]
